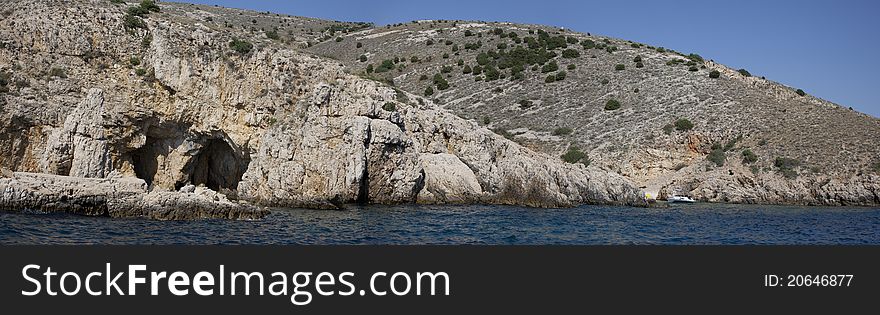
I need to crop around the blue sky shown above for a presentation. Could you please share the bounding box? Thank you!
[179,0,880,117]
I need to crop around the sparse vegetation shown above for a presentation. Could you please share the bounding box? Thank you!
[49,67,67,78]
[567,64,576,70]
[662,124,674,135]
[358,55,367,62]
[707,147,726,167]
[382,102,397,112]
[135,68,147,76]
[229,38,253,54]
[737,69,752,77]
[561,48,580,58]
[604,99,621,111]
[424,86,434,96]
[561,146,590,166]
[796,89,806,96]
[433,73,449,90]
[518,99,533,109]
[266,30,280,40]
[129,56,140,66]
[555,71,567,81]
[742,149,758,164]
[774,157,801,179]
[709,70,721,78]
[374,60,395,73]
[552,127,573,136]
[674,118,694,131]
[614,64,625,71]
[541,61,558,73]
[123,14,147,30]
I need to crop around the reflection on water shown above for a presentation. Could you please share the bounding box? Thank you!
[1,203,878,245]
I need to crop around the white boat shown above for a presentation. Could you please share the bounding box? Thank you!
[667,195,696,203]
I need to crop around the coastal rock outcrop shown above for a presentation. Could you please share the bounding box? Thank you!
[0,0,646,219]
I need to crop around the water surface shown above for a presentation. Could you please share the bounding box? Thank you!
[1,204,878,244]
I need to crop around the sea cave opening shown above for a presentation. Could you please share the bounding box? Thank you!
[188,138,249,192]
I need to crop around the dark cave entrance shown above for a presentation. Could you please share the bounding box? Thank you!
[188,138,249,192]
[130,136,161,188]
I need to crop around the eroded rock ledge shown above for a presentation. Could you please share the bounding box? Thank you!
[0,172,267,220]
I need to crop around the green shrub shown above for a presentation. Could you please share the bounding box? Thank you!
[462,65,472,74]
[552,127,573,136]
[544,74,556,83]
[872,162,880,173]
[484,66,500,81]
[709,70,721,78]
[433,73,450,90]
[375,60,395,73]
[518,100,533,109]
[266,30,280,40]
[424,86,434,96]
[635,62,644,68]
[737,69,752,77]
[796,89,806,96]
[674,118,694,131]
[442,53,449,59]
[382,102,397,112]
[426,39,434,46]
[742,149,758,164]
[110,0,125,4]
[126,6,149,17]
[129,56,140,66]
[561,146,589,165]
[774,157,801,179]
[359,55,367,62]
[600,78,609,85]
[229,38,253,54]
[614,64,625,71]
[604,99,621,111]
[633,56,642,63]
[356,42,363,48]
[688,66,699,72]
[365,64,374,73]
[567,64,576,70]
[135,68,147,76]
[561,48,580,58]
[123,14,147,29]
[541,61,558,73]
[464,30,474,37]
[707,148,725,167]
[662,124,674,135]
[441,65,453,73]
[555,71,567,81]
[49,67,67,78]
[686,53,703,63]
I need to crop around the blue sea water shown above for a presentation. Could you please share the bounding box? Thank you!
[1,203,878,245]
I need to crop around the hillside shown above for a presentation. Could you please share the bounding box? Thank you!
[307,20,880,205]
[0,0,646,218]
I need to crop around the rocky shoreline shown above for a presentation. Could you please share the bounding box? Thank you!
[0,172,267,220]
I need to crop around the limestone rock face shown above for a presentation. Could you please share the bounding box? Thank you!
[417,153,483,204]
[0,0,646,217]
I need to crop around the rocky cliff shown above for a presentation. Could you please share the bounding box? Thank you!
[0,0,645,219]
[309,20,880,206]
